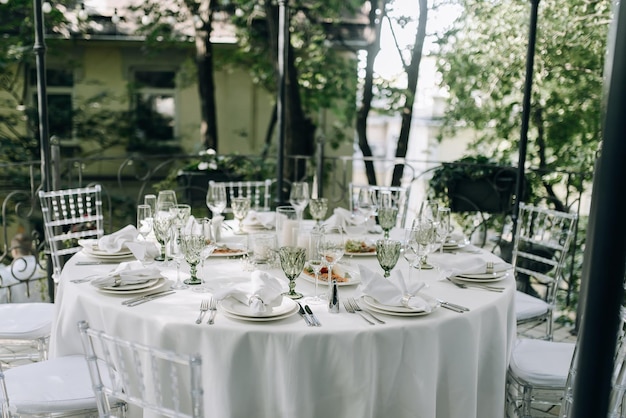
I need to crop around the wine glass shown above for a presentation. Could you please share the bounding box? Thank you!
[375,239,402,278]
[308,198,329,229]
[153,202,174,262]
[170,204,191,233]
[193,218,217,293]
[206,182,227,218]
[377,206,399,240]
[317,226,345,302]
[157,190,178,208]
[304,229,325,304]
[180,220,206,285]
[411,217,436,274]
[169,227,188,290]
[435,207,451,254]
[401,228,420,283]
[278,246,307,299]
[289,182,310,221]
[144,194,157,218]
[231,197,251,234]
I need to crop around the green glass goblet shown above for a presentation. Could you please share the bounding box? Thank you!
[377,206,399,239]
[375,239,402,278]
[180,229,206,285]
[278,246,307,299]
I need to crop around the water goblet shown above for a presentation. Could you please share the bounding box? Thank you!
[231,197,251,234]
[377,206,399,239]
[289,182,310,221]
[435,207,451,254]
[278,246,307,299]
[308,198,328,229]
[153,203,174,262]
[180,221,206,285]
[206,182,227,218]
[411,217,436,273]
[375,239,402,278]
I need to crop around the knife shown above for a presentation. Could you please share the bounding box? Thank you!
[126,291,176,307]
[436,299,470,312]
[76,261,121,265]
[122,290,173,305]
[297,303,313,326]
[304,305,321,326]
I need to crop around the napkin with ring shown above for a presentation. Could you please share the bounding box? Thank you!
[91,261,161,287]
[212,270,285,314]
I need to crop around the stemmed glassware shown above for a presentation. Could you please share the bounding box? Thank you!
[410,217,436,274]
[137,204,152,241]
[180,220,206,285]
[317,226,345,301]
[289,182,310,221]
[278,246,307,299]
[354,188,375,227]
[375,239,402,278]
[377,206,399,239]
[153,202,174,262]
[231,197,251,234]
[304,229,325,305]
[308,198,328,230]
[402,228,420,282]
[435,207,451,254]
[169,228,188,290]
[157,190,178,208]
[206,182,227,218]
[193,218,217,293]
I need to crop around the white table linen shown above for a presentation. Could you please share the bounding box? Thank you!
[49,225,516,418]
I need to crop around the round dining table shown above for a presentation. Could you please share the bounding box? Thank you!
[49,224,516,418]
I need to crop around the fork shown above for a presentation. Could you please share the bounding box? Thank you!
[348,298,386,324]
[196,299,210,324]
[207,298,218,325]
[343,299,375,325]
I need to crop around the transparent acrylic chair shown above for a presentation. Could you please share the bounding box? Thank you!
[78,320,204,418]
[209,179,273,215]
[512,203,578,340]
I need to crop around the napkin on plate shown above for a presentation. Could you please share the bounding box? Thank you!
[243,210,276,229]
[433,254,512,276]
[323,207,367,230]
[97,225,138,253]
[91,261,161,287]
[212,270,285,314]
[125,241,160,261]
[355,265,433,312]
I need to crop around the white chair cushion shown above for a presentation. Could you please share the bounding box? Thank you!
[515,290,550,321]
[1,355,98,414]
[509,338,576,387]
[0,303,54,339]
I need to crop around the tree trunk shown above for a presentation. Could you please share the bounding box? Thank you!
[195,7,218,151]
[391,0,428,186]
[356,0,386,186]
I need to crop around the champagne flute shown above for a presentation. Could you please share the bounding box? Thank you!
[206,182,227,218]
[278,246,307,299]
[375,239,402,278]
[317,226,345,303]
[136,204,152,241]
[435,207,451,254]
[308,198,328,230]
[304,229,325,304]
[231,197,251,234]
[289,182,310,221]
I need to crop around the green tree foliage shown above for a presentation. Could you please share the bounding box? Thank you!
[435,0,608,210]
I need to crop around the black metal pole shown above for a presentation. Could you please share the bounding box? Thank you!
[33,0,51,194]
[511,0,540,242]
[275,0,288,206]
[571,0,626,415]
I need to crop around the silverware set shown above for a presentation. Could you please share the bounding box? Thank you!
[343,298,386,325]
[297,303,321,327]
[196,298,218,324]
[123,290,176,307]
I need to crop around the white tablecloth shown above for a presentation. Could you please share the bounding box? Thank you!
[49,226,516,418]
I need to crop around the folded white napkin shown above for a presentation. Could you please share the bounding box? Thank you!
[323,207,366,230]
[243,210,276,229]
[430,253,513,276]
[355,265,433,312]
[125,241,160,261]
[97,225,138,253]
[212,270,285,314]
[91,261,161,287]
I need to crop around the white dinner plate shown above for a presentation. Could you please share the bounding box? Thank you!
[92,277,161,291]
[220,305,299,322]
[300,268,360,286]
[219,296,297,318]
[344,239,376,256]
[210,244,248,258]
[454,272,509,283]
[79,239,134,257]
[362,295,439,316]
[94,278,168,295]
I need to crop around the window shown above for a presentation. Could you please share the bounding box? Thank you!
[29,68,74,141]
[133,70,176,142]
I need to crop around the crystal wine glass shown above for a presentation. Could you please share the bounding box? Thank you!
[278,246,307,299]
[157,190,178,208]
[206,182,227,218]
[411,217,435,274]
[308,198,329,230]
[231,197,251,234]
[375,239,402,278]
[180,220,206,286]
[193,218,217,293]
[289,182,310,221]
[317,226,345,302]
[169,227,188,290]
[153,202,174,262]
[377,206,399,240]
[435,207,451,254]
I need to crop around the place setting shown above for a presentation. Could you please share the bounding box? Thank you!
[438,255,513,283]
[87,260,167,295]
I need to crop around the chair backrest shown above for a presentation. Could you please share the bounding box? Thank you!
[78,320,203,418]
[38,185,104,283]
[348,183,411,228]
[210,179,273,214]
[512,203,578,297]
